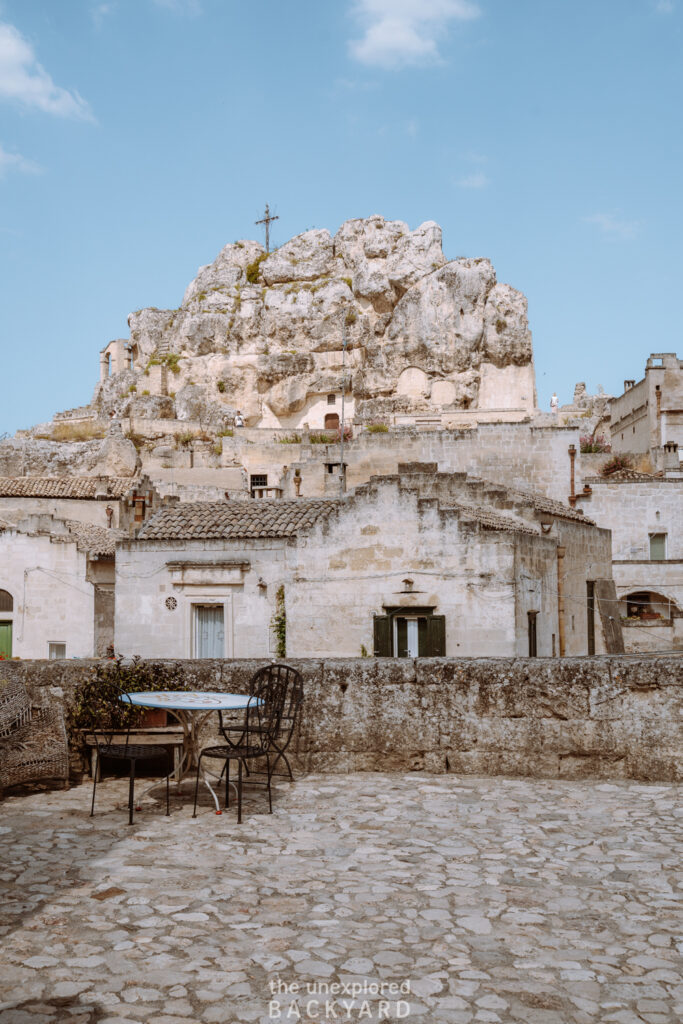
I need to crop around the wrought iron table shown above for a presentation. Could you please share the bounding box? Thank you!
[122,691,258,813]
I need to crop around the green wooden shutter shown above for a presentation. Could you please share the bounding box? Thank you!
[0,622,12,659]
[417,617,429,656]
[373,615,391,656]
[426,615,446,656]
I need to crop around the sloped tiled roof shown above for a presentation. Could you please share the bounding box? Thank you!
[448,501,538,536]
[505,486,594,524]
[64,520,124,556]
[138,500,338,540]
[0,477,136,499]
[593,469,662,482]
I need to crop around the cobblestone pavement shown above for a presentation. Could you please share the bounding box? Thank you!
[0,773,682,1024]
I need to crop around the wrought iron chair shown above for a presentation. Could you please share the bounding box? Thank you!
[0,679,69,794]
[192,665,288,823]
[217,664,303,780]
[82,681,172,825]
[270,668,303,779]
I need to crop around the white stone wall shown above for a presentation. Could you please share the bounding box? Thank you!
[257,392,356,431]
[116,491,562,661]
[0,531,95,659]
[610,355,683,454]
[576,478,683,650]
[477,362,536,414]
[204,422,581,504]
[577,480,683,561]
[0,496,120,529]
[287,480,559,658]
[115,538,286,659]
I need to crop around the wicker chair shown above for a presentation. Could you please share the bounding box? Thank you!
[0,679,69,793]
[193,665,288,823]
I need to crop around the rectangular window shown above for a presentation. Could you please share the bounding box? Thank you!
[649,533,667,561]
[193,605,224,658]
[48,642,66,660]
[527,612,537,657]
[327,394,336,405]
[250,474,268,497]
[586,581,595,656]
[373,613,445,657]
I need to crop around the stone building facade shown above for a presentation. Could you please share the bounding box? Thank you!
[576,472,683,652]
[115,465,618,661]
[0,516,120,659]
[609,353,683,455]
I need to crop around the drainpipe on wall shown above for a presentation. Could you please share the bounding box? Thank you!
[655,385,662,446]
[556,545,566,657]
[568,444,577,507]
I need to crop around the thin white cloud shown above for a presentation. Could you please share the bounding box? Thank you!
[583,213,639,240]
[349,0,481,69]
[91,3,116,30]
[0,143,42,178]
[151,0,202,13]
[456,171,488,189]
[0,22,94,120]
[654,1,675,13]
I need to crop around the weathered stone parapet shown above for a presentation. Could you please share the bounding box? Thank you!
[2,656,681,784]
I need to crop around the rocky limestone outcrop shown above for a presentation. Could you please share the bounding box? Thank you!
[97,421,138,477]
[0,420,138,478]
[97,215,537,428]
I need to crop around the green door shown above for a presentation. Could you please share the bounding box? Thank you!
[0,621,12,659]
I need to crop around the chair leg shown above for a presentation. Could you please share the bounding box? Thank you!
[166,761,170,817]
[237,759,242,825]
[128,762,136,826]
[192,753,202,818]
[281,751,294,781]
[224,759,230,809]
[90,772,97,817]
[266,753,273,814]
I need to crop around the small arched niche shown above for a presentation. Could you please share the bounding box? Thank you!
[621,590,679,621]
[397,367,429,398]
[0,589,13,612]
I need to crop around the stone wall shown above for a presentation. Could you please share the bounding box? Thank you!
[3,656,681,783]
[208,422,582,504]
[0,531,96,659]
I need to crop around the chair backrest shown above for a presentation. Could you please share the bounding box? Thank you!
[0,679,32,739]
[78,676,138,756]
[275,667,303,742]
[241,664,290,753]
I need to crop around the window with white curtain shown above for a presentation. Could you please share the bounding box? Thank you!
[193,605,225,658]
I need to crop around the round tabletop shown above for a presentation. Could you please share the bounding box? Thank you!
[121,691,257,711]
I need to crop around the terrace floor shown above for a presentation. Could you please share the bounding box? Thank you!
[0,773,682,1024]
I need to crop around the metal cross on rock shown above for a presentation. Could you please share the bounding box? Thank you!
[255,203,279,254]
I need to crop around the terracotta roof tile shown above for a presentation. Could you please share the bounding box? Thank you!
[504,486,595,524]
[0,477,136,499]
[448,501,538,535]
[64,520,123,556]
[138,499,338,540]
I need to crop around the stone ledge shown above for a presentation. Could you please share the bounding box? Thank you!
[2,655,681,784]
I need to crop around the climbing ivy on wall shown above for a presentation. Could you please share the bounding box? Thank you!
[271,585,286,658]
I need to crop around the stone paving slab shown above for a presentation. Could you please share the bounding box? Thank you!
[0,773,681,1023]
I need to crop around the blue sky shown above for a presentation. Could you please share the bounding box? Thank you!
[0,0,681,434]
